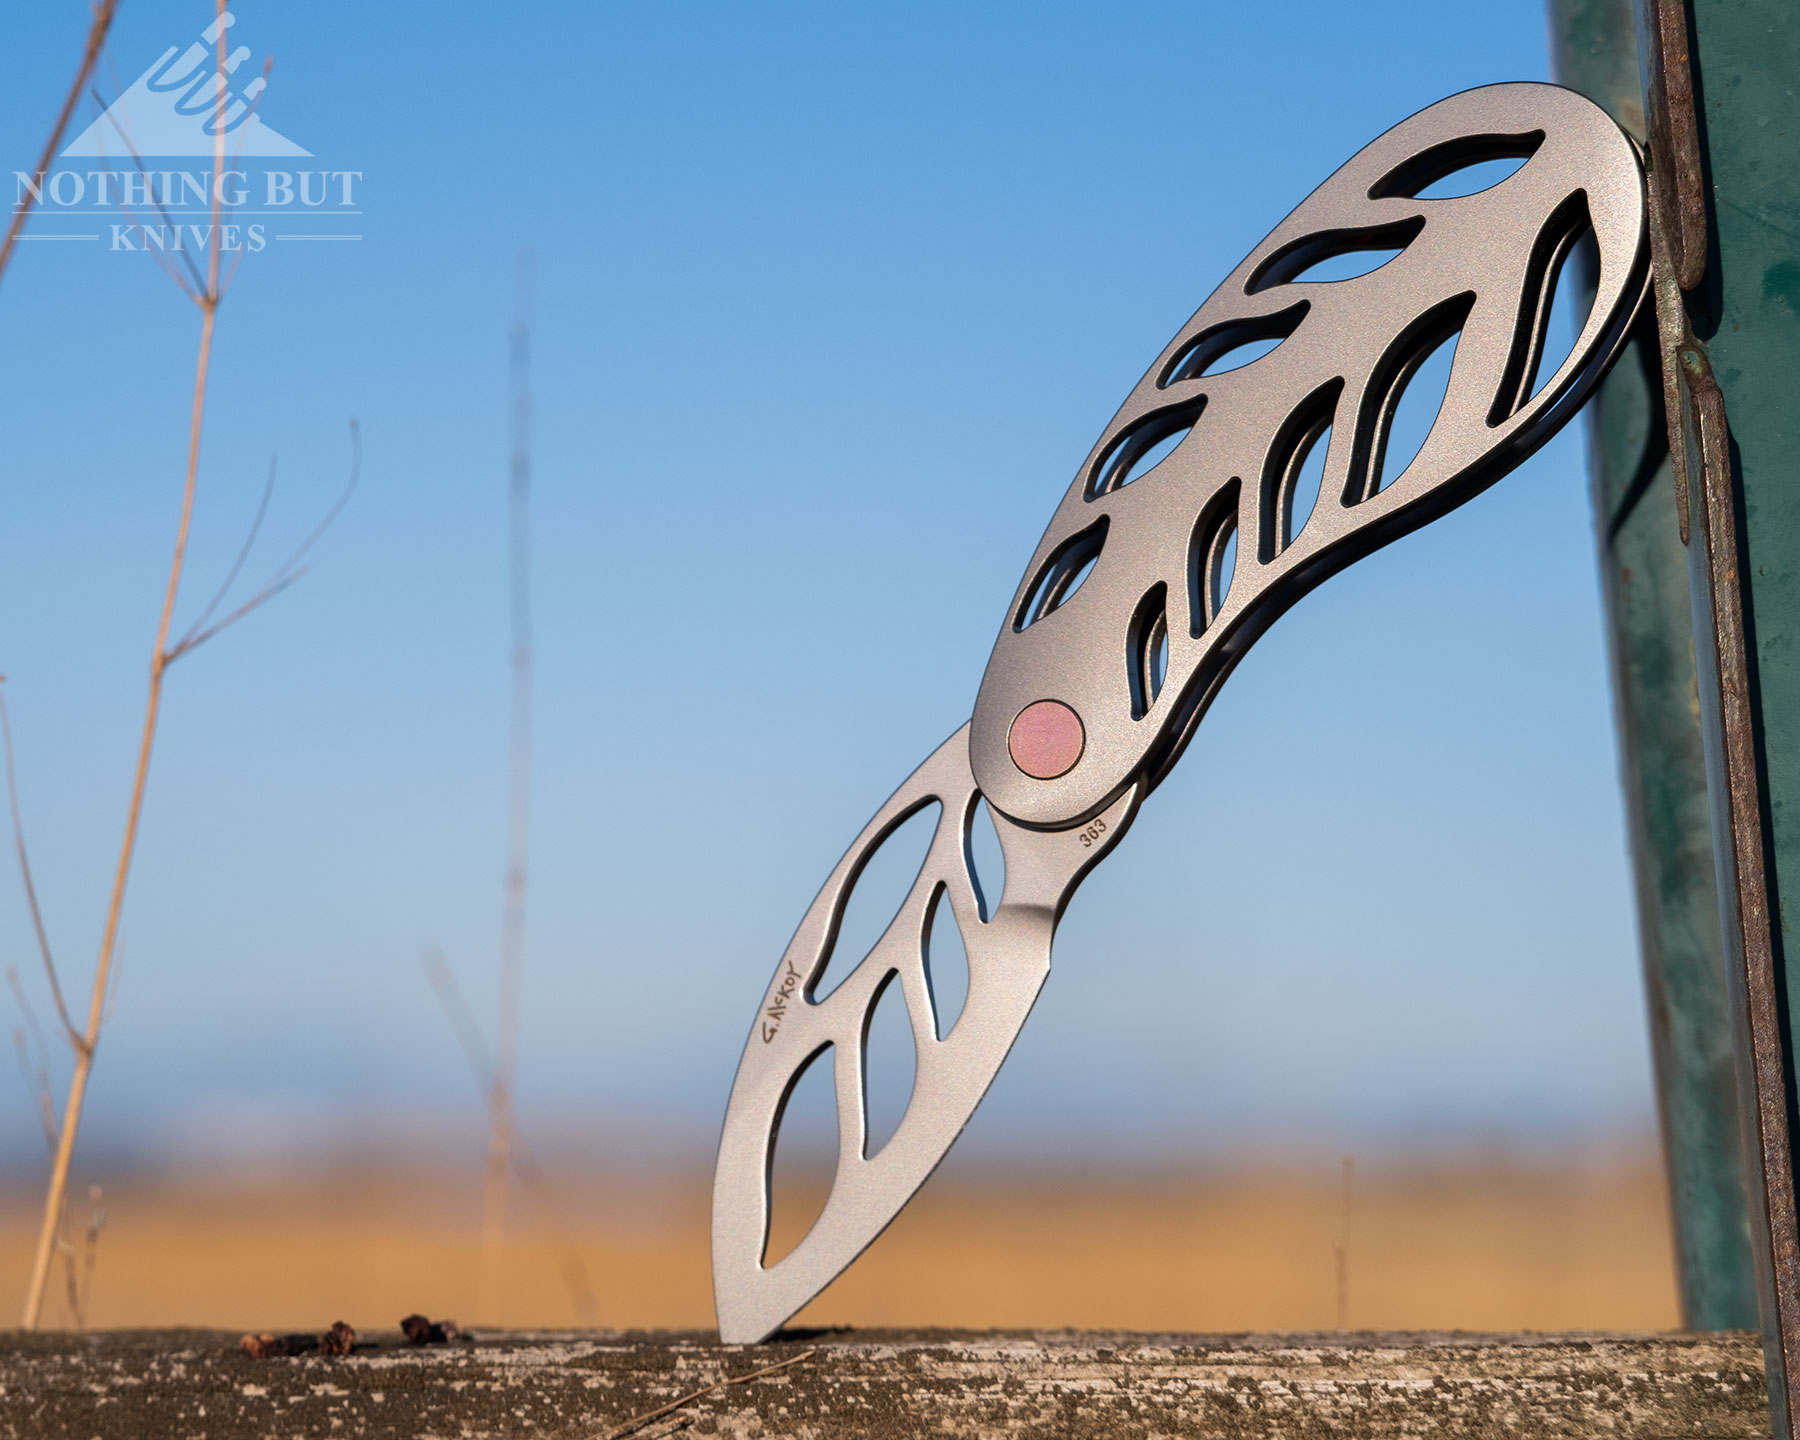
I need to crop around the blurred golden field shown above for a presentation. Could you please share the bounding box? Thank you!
[0,1143,1681,1334]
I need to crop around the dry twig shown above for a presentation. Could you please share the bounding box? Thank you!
[4,965,89,1326]
[1334,1152,1353,1331]
[0,0,120,288]
[165,423,361,664]
[6,981,57,1149]
[21,1,232,1327]
[95,82,209,300]
[8,1025,57,1150]
[16,5,356,1327]
[424,949,600,1321]
[601,1350,818,1440]
[0,684,80,1048]
[78,1185,105,1324]
[171,457,280,653]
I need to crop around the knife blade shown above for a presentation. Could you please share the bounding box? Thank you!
[713,80,1651,1343]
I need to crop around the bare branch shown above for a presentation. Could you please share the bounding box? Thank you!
[205,9,225,308]
[100,937,124,1028]
[79,1185,105,1325]
[423,949,601,1321]
[6,967,59,1152]
[11,1027,58,1151]
[61,1230,82,1329]
[0,683,82,1051]
[35,1073,59,1149]
[87,87,206,300]
[165,419,360,664]
[24,0,234,1330]
[164,568,307,665]
[0,0,121,289]
[261,419,361,600]
[172,457,279,656]
[79,35,272,305]
[423,947,494,1085]
[6,968,48,1069]
[508,1132,601,1322]
[216,59,273,302]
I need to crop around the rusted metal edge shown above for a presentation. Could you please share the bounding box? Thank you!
[1638,0,1709,290]
[1679,343,1800,1439]
[1639,0,1710,546]
[1647,171,1693,545]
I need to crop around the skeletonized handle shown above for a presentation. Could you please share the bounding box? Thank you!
[971,82,1649,830]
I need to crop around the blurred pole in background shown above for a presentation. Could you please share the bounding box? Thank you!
[483,252,536,1323]
[1546,0,1757,1331]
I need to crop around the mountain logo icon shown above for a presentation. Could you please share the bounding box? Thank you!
[61,12,310,159]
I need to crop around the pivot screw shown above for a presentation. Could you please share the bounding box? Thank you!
[1008,700,1085,780]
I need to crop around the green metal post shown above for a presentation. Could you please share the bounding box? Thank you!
[1630,0,1800,1429]
[1548,0,1759,1330]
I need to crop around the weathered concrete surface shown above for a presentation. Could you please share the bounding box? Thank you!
[0,1327,1772,1439]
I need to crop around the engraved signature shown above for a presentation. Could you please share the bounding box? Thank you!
[761,958,803,1043]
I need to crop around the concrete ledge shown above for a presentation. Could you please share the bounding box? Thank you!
[0,1327,1772,1438]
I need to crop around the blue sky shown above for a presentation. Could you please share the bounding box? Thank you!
[0,0,1657,1170]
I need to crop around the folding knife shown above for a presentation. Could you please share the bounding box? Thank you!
[713,81,1650,1344]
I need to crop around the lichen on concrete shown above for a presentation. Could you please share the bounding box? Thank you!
[0,1327,1772,1438]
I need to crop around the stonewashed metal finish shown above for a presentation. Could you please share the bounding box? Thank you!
[714,82,1651,1345]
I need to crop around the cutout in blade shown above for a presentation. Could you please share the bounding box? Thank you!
[1188,481,1243,637]
[923,884,970,1041]
[712,724,1140,1343]
[1259,382,1340,561]
[763,1042,837,1266]
[809,799,941,1003]
[1367,130,1543,200]
[1160,302,1309,387]
[1127,583,1171,720]
[966,797,1005,921]
[1015,519,1108,630]
[861,971,917,1160]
